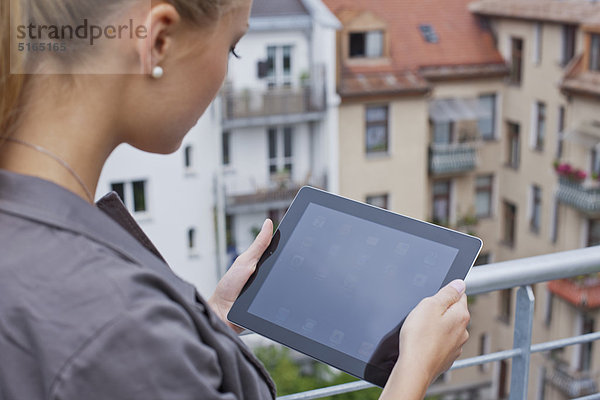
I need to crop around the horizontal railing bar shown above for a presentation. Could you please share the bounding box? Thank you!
[530,331,600,353]
[572,394,600,400]
[276,331,600,399]
[465,246,600,295]
[277,380,374,400]
[449,349,521,370]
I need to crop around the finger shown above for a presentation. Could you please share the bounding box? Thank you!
[234,219,273,267]
[445,294,470,324]
[434,280,466,311]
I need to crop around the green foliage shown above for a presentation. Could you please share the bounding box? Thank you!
[253,346,383,399]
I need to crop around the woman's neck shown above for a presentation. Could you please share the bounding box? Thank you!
[0,77,120,204]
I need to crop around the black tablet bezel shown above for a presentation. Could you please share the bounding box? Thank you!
[228,186,482,387]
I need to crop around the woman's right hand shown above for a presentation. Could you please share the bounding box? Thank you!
[380,280,470,400]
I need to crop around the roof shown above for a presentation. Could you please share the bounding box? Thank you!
[250,0,309,18]
[469,0,600,25]
[561,55,600,98]
[323,0,505,98]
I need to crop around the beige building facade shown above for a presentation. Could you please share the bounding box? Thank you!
[326,0,600,398]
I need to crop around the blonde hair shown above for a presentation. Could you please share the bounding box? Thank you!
[0,0,235,144]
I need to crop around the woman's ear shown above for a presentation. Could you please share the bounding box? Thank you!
[137,3,181,75]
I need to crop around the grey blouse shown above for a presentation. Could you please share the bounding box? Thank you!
[0,169,276,400]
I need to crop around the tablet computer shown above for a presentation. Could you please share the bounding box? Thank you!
[228,186,482,388]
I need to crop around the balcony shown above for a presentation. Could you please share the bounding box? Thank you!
[547,362,598,398]
[248,246,600,399]
[548,275,600,309]
[221,83,326,130]
[429,143,477,175]
[226,185,303,214]
[556,177,600,215]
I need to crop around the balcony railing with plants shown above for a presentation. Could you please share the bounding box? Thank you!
[429,142,477,175]
[554,161,600,215]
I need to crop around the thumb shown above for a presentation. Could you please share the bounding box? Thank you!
[434,280,466,311]
[236,219,273,266]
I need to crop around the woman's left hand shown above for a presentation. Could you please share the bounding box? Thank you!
[208,219,273,334]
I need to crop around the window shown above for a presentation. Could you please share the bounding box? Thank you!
[184,145,193,169]
[590,34,600,71]
[111,180,148,214]
[366,194,389,210]
[475,175,493,218]
[432,180,451,225]
[187,228,198,256]
[222,131,230,166]
[268,127,293,176]
[533,102,546,151]
[544,291,553,327]
[479,94,497,140]
[579,314,595,371]
[557,106,565,159]
[588,219,600,247]
[479,333,490,372]
[474,253,491,266]
[561,25,577,67]
[365,105,389,154]
[503,201,517,247]
[419,24,439,43]
[349,30,384,58]
[510,38,523,84]
[111,182,125,204]
[499,289,512,324]
[433,121,453,144]
[507,122,521,169]
[551,199,560,243]
[266,45,292,87]
[530,185,542,234]
[132,180,147,212]
[591,148,600,177]
[533,23,542,65]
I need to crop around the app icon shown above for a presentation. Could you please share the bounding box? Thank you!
[424,252,438,266]
[384,264,399,275]
[276,307,290,322]
[291,255,305,268]
[394,242,410,256]
[343,274,358,290]
[358,342,375,358]
[316,265,329,279]
[302,318,317,333]
[328,244,341,256]
[330,329,345,345]
[339,224,352,235]
[412,274,428,287]
[356,253,369,268]
[313,216,326,228]
[302,237,314,248]
[366,236,379,246]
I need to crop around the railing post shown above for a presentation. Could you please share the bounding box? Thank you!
[509,285,535,400]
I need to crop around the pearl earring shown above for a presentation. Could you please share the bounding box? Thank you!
[151,66,164,79]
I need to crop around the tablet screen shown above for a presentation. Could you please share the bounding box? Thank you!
[248,202,459,363]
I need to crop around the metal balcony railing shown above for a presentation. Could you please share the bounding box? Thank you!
[429,143,477,175]
[556,177,600,215]
[220,82,326,131]
[255,246,600,400]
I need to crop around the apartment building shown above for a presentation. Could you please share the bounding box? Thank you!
[219,0,340,262]
[322,0,600,398]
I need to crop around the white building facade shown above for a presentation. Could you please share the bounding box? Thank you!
[97,0,340,297]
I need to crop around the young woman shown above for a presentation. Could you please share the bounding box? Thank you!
[0,0,470,398]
